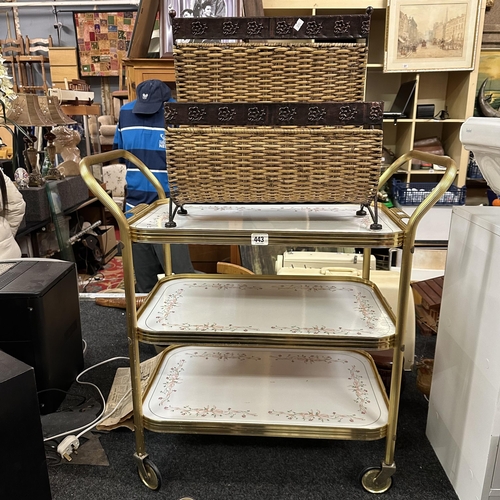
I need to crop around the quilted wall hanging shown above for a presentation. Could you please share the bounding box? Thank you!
[73,11,137,77]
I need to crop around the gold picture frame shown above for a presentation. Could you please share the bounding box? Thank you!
[384,0,482,72]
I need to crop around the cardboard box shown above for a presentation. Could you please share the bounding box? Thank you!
[95,225,118,264]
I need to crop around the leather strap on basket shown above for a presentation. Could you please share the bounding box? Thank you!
[170,8,373,41]
[164,102,384,127]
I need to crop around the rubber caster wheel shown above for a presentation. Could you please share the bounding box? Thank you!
[360,467,393,494]
[137,458,162,491]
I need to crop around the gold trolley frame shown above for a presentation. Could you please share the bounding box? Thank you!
[80,148,456,493]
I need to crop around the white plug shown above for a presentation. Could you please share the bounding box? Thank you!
[57,435,80,461]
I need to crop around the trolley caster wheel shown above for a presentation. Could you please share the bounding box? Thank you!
[360,467,393,494]
[137,458,162,491]
[178,207,188,215]
[356,209,367,216]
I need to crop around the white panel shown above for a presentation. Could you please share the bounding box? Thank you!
[427,207,500,500]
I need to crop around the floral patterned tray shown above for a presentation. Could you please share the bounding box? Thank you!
[142,345,389,439]
[129,203,406,247]
[136,276,396,348]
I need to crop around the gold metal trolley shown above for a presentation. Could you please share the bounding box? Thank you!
[79,11,456,493]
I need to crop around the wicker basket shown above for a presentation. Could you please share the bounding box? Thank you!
[174,42,368,103]
[166,126,383,206]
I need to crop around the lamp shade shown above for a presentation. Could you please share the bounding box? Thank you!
[6,93,54,127]
[38,96,76,126]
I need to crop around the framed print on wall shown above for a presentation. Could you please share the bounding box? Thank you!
[384,0,482,72]
[160,0,242,57]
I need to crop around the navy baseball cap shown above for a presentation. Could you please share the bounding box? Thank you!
[133,79,172,115]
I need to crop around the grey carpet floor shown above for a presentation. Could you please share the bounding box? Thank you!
[45,301,455,500]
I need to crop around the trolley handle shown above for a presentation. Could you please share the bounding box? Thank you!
[79,149,167,232]
[378,150,457,237]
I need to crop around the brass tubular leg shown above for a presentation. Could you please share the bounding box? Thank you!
[79,150,172,466]
[164,244,173,276]
[362,248,371,281]
[384,238,413,466]
[121,229,147,458]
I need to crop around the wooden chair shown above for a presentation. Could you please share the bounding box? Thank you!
[0,36,24,92]
[18,35,53,93]
[216,262,254,275]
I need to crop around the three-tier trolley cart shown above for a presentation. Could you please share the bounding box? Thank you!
[79,10,456,493]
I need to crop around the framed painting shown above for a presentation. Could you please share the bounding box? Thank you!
[159,0,242,57]
[474,49,500,116]
[73,11,137,77]
[384,0,482,72]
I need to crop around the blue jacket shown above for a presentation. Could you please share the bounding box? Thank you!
[113,98,174,214]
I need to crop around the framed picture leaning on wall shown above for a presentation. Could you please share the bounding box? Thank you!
[160,0,242,57]
[384,0,482,72]
[474,49,500,116]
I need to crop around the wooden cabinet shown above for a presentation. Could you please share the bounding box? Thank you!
[122,57,175,100]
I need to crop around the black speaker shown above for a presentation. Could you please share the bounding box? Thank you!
[0,350,52,499]
[0,260,84,414]
[416,104,435,119]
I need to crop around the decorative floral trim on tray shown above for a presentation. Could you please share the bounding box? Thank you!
[157,359,186,404]
[270,354,349,364]
[271,283,355,293]
[150,350,375,424]
[151,281,386,336]
[270,325,367,336]
[186,351,263,361]
[169,322,259,332]
[163,405,258,418]
[135,204,373,229]
[267,409,364,423]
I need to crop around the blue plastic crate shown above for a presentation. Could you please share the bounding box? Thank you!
[467,152,484,180]
[392,179,466,206]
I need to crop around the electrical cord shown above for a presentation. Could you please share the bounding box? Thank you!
[43,356,130,444]
[37,388,87,405]
[434,109,449,120]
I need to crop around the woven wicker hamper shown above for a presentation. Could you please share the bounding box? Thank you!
[174,42,368,103]
[166,126,383,207]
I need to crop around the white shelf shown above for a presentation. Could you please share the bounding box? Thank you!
[137,276,396,348]
[407,170,447,175]
[143,345,389,439]
[414,119,464,124]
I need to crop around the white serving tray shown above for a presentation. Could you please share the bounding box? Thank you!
[143,345,389,439]
[129,202,406,247]
[136,276,395,348]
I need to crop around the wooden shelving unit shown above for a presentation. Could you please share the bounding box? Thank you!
[262,1,487,188]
